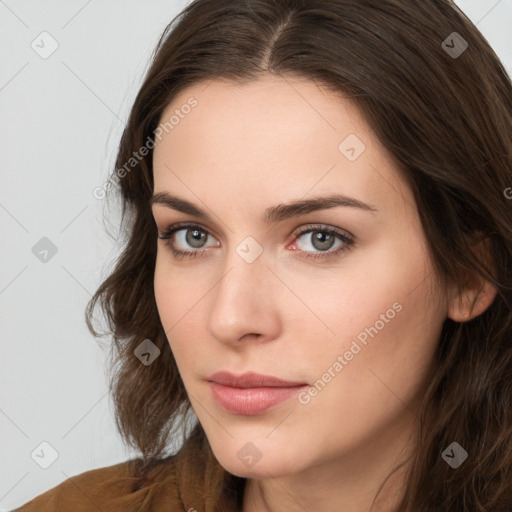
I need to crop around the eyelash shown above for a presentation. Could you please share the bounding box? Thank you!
[157,221,355,261]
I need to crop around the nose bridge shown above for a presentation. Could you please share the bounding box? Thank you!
[206,239,280,343]
[213,241,269,316]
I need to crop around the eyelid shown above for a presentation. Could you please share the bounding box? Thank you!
[158,220,220,239]
[157,222,218,260]
[291,223,354,242]
[286,223,355,260]
[157,221,355,259]
[157,221,354,240]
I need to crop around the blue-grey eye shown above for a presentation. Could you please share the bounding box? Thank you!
[309,231,336,251]
[183,228,208,248]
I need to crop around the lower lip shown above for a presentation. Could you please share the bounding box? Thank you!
[209,382,307,415]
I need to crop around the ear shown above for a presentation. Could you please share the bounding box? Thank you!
[447,234,498,322]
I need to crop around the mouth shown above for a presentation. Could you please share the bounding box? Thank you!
[207,371,308,415]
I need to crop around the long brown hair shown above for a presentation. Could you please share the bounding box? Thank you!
[86,0,512,510]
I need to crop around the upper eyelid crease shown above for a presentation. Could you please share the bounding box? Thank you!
[159,222,354,260]
[159,222,352,239]
[150,192,378,223]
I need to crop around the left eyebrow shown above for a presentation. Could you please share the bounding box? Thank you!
[149,192,378,222]
[264,194,378,222]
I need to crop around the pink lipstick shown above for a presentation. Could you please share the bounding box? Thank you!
[207,371,307,415]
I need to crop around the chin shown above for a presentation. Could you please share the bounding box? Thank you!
[211,441,301,479]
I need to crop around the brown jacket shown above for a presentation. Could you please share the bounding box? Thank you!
[13,437,245,511]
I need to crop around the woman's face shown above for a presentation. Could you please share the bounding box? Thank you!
[151,75,448,480]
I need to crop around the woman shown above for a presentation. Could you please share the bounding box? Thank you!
[15,0,512,510]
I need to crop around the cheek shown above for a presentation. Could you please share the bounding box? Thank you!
[154,249,210,322]
[296,232,437,366]
[283,248,406,352]
[153,251,225,377]
[294,244,442,425]
[287,286,441,464]
[153,254,199,356]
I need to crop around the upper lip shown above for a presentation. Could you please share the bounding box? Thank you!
[207,371,307,388]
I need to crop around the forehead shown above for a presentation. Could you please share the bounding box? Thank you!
[152,75,415,223]
[156,75,372,157]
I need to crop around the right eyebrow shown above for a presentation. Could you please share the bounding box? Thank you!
[150,192,208,218]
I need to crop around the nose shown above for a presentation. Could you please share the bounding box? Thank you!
[206,246,282,347]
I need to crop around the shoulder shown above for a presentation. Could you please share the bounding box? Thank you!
[11,456,181,512]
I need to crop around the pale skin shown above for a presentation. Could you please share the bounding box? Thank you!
[151,75,496,512]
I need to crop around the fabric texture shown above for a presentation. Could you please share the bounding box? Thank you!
[12,430,245,512]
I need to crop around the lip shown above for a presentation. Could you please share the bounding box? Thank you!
[207,371,308,415]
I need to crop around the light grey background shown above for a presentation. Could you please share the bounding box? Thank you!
[1,1,511,509]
